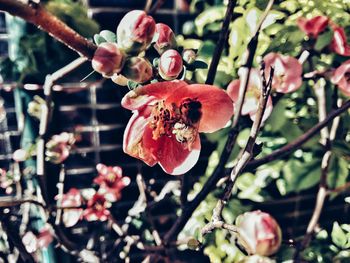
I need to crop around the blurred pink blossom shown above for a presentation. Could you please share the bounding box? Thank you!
[297,15,329,38]
[55,188,83,227]
[94,164,130,202]
[263,52,303,93]
[331,59,350,96]
[83,193,111,222]
[227,68,273,122]
[45,132,75,164]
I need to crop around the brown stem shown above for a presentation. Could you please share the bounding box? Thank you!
[0,0,96,59]
[294,96,342,259]
[203,65,274,234]
[246,99,350,169]
[205,0,237,85]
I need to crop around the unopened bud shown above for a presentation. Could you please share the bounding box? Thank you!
[111,73,129,86]
[236,210,282,256]
[122,57,153,84]
[159,49,183,80]
[154,23,177,54]
[92,42,125,77]
[182,49,196,64]
[117,10,156,54]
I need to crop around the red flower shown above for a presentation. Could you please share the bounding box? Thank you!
[329,25,350,56]
[94,164,130,202]
[122,81,233,175]
[236,210,282,256]
[117,10,156,53]
[297,16,329,38]
[331,59,350,96]
[263,53,303,93]
[154,23,177,54]
[83,193,111,221]
[227,69,273,122]
[55,188,83,227]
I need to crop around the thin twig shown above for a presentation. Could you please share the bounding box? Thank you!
[163,0,274,244]
[294,96,342,259]
[202,65,274,234]
[149,0,166,15]
[246,99,350,170]
[205,0,237,85]
[0,0,96,58]
[180,173,190,207]
[136,173,162,246]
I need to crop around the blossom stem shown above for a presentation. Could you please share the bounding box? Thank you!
[294,93,341,260]
[0,0,96,59]
[205,0,237,85]
[202,65,274,235]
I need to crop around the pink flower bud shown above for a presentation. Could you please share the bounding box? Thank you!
[13,149,28,162]
[117,10,156,53]
[331,59,350,96]
[122,57,153,83]
[159,49,183,80]
[154,23,177,54]
[182,49,196,64]
[92,42,125,77]
[329,25,350,56]
[236,210,282,256]
[297,16,329,38]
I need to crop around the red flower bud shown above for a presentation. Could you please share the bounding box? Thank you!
[154,23,177,54]
[297,16,329,38]
[159,49,183,80]
[329,25,350,56]
[182,49,197,64]
[92,42,125,77]
[331,59,350,96]
[117,10,156,53]
[236,210,282,256]
[122,57,153,83]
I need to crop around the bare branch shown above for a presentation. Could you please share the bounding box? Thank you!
[246,99,350,169]
[205,0,237,85]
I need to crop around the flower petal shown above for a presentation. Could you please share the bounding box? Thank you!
[121,80,187,110]
[143,126,201,175]
[165,84,234,133]
[123,106,157,166]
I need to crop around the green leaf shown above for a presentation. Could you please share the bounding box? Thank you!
[282,159,321,193]
[192,60,208,69]
[332,222,348,249]
[315,30,334,51]
[194,6,226,36]
[327,156,349,198]
[99,30,117,43]
[127,80,140,90]
[94,34,106,45]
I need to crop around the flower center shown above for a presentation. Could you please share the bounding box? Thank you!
[150,98,202,147]
[345,72,350,82]
[105,172,116,187]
